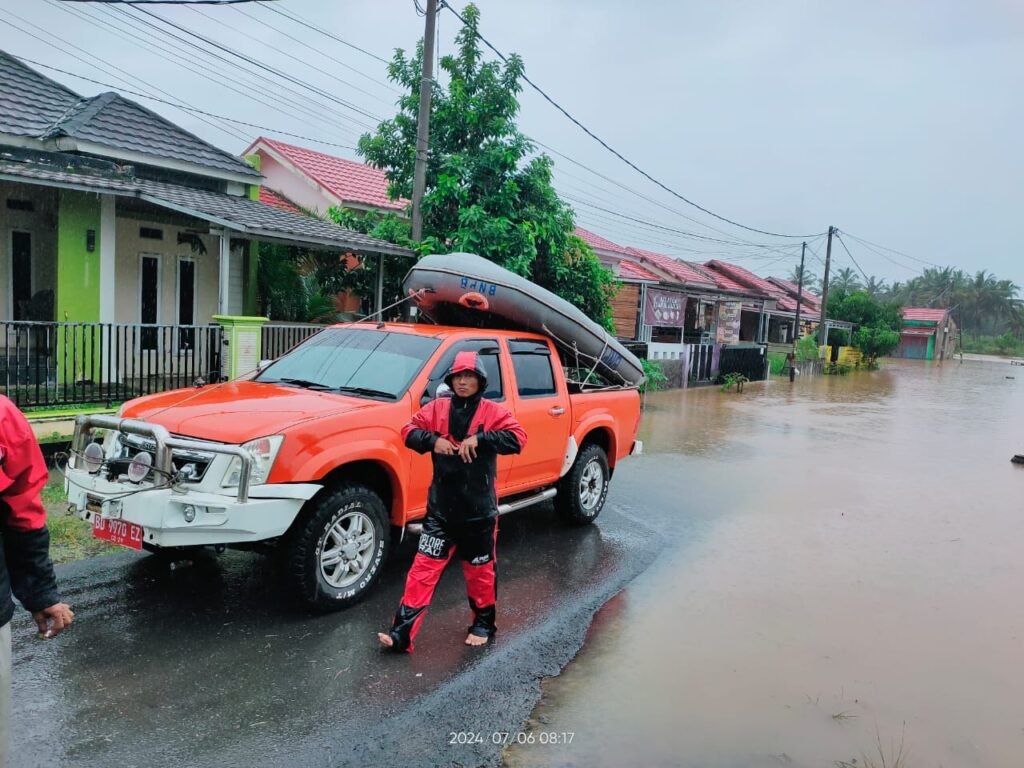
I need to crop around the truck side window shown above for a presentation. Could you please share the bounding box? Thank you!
[510,340,556,398]
[423,340,503,403]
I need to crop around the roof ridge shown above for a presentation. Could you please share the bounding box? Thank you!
[45,91,119,138]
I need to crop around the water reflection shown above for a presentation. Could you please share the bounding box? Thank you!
[507,360,1024,768]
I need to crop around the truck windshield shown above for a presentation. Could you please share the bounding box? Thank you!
[255,328,440,400]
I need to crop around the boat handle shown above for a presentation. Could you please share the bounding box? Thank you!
[549,406,565,416]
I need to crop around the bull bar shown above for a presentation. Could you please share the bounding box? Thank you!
[71,415,255,503]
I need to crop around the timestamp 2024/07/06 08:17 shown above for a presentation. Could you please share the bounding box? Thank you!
[448,731,576,746]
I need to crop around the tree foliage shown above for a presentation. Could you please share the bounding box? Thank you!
[356,3,617,328]
[826,287,903,361]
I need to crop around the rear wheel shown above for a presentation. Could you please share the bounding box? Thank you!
[555,443,610,526]
[281,483,391,611]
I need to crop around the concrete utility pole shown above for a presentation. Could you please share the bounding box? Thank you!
[817,225,835,347]
[411,0,438,243]
[790,241,805,383]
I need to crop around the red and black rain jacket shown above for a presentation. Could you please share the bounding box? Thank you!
[402,352,527,522]
[0,396,60,626]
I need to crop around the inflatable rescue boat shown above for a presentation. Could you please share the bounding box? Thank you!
[403,252,645,388]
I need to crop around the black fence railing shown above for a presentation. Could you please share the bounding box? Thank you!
[1,321,223,409]
[718,344,768,383]
[261,323,324,361]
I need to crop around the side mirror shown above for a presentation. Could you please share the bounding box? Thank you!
[419,381,452,406]
[257,359,273,372]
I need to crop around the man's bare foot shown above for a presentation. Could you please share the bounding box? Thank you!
[378,632,394,649]
[465,632,488,647]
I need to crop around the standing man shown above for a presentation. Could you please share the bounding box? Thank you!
[1,395,74,764]
[379,352,526,653]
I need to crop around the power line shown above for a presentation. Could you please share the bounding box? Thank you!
[56,0,275,4]
[104,3,370,139]
[838,229,942,268]
[263,3,392,66]
[129,4,383,127]
[8,54,358,151]
[231,4,399,94]
[442,1,819,240]
[833,232,870,284]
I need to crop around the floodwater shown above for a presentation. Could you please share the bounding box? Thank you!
[506,359,1024,768]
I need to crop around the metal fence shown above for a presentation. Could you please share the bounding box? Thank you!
[261,322,325,361]
[1,321,223,409]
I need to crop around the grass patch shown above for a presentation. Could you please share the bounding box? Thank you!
[42,471,118,564]
[834,724,908,768]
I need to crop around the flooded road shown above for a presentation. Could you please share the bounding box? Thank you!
[506,360,1024,768]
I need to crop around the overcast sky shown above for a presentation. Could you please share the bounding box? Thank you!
[2,0,1021,289]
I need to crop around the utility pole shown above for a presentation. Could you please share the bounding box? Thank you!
[411,0,438,243]
[817,225,835,348]
[790,241,805,383]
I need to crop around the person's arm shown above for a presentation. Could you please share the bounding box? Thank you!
[401,401,441,454]
[478,407,527,456]
[0,404,69,636]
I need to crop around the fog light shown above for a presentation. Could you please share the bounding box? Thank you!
[127,451,152,483]
[83,442,104,474]
[182,504,196,523]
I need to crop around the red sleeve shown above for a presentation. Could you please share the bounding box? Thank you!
[401,399,440,443]
[0,398,49,531]
[481,402,527,453]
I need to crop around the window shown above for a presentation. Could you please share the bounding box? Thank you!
[255,328,440,400]
[140,227,163,240]
[11,231,32,321]
[424,339,503,402]
[510,339,556,397]
[177,258,196,351]
[6,199,33,212]
[140,255,160,350]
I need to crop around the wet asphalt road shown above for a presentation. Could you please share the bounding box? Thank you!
[9,490,662,768]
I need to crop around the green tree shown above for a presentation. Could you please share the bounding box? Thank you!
[356,3,617,327]
[830,267,863,294]
[853,325,900,361]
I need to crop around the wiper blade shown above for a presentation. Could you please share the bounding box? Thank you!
[334,386,397,400]
[262,377,335,391]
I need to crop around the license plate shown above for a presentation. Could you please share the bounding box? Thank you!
[93,513,144,550]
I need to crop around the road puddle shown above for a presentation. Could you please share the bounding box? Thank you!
[506,359,1024,768]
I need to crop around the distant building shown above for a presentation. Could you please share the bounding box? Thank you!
[895,308,958,360]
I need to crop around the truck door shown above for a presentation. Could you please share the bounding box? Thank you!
[407,339,513,515]
[506,338,572,491]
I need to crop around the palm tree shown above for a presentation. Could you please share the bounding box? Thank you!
[864,275,888,297]
[830,267,862,294]
[787,263,817,289]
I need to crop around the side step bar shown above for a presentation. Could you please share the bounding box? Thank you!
[404,488,557,536]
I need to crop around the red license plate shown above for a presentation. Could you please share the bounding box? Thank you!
[93,513,144,550]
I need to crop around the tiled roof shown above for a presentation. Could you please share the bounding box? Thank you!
[574,226,632,256]
[705,260,781,297]
[0,50,79,136]
[45,92,259,177]
[0,51,258,178]
[767,276,822,309]
[624,247,716,287]
[259,186,301,214]
[617,260,661,281]
[689,262,751,293]
[0,152,413,257]
[253,136,406,211]
[902,307,947,323]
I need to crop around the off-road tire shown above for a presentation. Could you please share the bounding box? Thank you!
[555,443,610,526]
[281,484,391,612]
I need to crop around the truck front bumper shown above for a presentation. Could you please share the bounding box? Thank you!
[67,467,321,548]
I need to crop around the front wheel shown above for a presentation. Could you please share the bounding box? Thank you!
[555,443,610,526]
[281,484,391,611]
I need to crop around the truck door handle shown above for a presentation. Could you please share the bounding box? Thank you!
[549,406,565,416]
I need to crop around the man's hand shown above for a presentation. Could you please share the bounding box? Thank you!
[33,602,74,639]
[458,434,479,463]
[434,437,457,455]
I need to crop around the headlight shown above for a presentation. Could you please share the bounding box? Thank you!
[222,436,284,487]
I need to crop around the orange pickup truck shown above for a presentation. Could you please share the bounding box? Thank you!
[67,323,642,609]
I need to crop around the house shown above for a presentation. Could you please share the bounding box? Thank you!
[895,307,958,360]
[0,51,413,407]
[242,136,408,218]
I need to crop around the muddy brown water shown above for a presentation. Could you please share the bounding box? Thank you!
[505,359,1024,768]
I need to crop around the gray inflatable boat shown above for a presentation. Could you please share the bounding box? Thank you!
[403,252,644,388]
